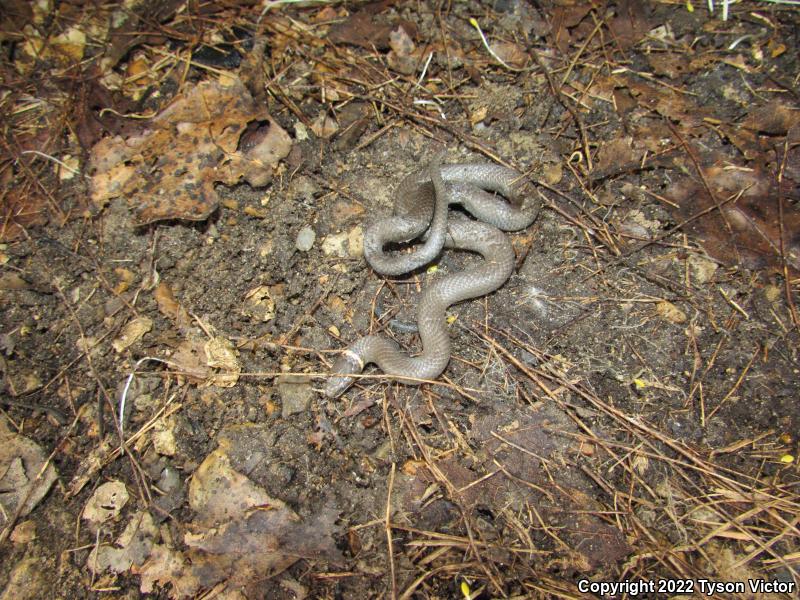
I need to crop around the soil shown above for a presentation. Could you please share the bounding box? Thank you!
[0,1,798,599]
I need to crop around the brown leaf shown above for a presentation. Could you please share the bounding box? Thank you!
[550,4,593,52]
[154,282,180,321]
[607,0,652,49]
[0,187,48,242]
[489,40,529,69]
[88,78,291,224]
[0,419,58,527]
[592,136,647,179]
[154,282,191,330]
[741,101,800,136]
[140,441,342,598]
[328,6,416,51]
[622,74,708,129]
[647,53,691,79]
[667,164,800,274]
[403,404,631,571]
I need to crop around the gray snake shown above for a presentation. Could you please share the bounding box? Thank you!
[325,157,540,398]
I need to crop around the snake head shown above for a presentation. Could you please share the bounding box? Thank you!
[324,350,364,398]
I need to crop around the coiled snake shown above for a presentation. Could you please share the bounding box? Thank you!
[325,156,540,398]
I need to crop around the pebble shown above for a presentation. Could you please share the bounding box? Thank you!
[277,375,314,417]
[295,226,316,251]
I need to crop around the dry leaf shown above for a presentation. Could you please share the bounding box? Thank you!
[0,187,48,242]
[667,163,800,274]
[66,437,115,498]
[0,418,58,527]
[593,136,647,179]
[152,416,178,456]
[112,316,153,353]
[489,41,528,69]
[741,101,800,135]
[656,300,687,324]
[139,440,342,598]
[387,25,417,74]
[204,337,240,387]
[310,112,338,139]
[87,511,157,574]
[89,78,291,224]
[242,286,276,322]
[82,481,130,526]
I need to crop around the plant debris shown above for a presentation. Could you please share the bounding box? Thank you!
[89,78,291,224]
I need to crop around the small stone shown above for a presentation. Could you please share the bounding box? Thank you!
[157,466,181,494]
[295,226,316,252]
[277,375,314,417]
[348,225,363,257]
[322,231,348,257]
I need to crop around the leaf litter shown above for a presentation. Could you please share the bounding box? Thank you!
[89,77,291,224]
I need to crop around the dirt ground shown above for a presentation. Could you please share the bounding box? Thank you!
[1,1,799,599]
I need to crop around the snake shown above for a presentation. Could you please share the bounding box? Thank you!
[324,157,540,398]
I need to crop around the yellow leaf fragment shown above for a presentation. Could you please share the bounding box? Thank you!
[656,300,686,324]
[112,316,153,353]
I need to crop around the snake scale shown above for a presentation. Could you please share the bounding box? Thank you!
[325,156,540,398]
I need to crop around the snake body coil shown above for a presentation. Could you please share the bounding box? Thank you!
[325,158,539,398]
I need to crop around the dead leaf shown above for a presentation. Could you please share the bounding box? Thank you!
[87,511,158,574]
[550,4,593,52]
[204,337,240,387]
[328,8,416,51]
[154,282,179,320]
[402,405,631,570]
[112,316,153,353]
[0,187,48,243]
[152,416,178,456]
[389,25,415,56]
[310,112,338,139]
[154,282,191,330]
[170,335,240,387]
[741,101,800,136]
[667,163,800,274]
[242,286,276,322]
[66,437,115,498]
[0,557,48,600]
[489,41,528,69]
[607,0,652,49]
[0,417,58,528]
[656,300,687,324]
[387,25,417,75]
[82,480,130,526]
[622,74,708,129]
[593,136,647,179]
[139,440,342,598]
[647,53,690,79]
[89,78,291,224]
[170,338,212,383]
[10,520,36,544]
[0,273,31,291]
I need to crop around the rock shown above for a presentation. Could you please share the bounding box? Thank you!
[277,375,314,417]
[295,226,316,252]
[321,231,348,257]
